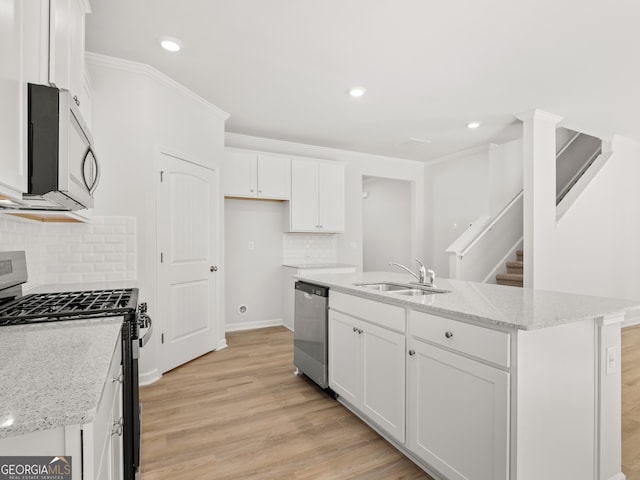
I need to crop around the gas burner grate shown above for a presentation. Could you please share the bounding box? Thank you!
[0,288,138,326]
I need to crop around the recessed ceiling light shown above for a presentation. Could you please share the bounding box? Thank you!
[349,86,366,98]
[467,121,481,129]
[160,38,182,52]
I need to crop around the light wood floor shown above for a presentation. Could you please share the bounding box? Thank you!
[623,324,640,479]
[140,325,640,480]
[139,327,432,480]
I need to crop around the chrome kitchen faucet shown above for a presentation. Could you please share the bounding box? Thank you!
[389,259,436,286]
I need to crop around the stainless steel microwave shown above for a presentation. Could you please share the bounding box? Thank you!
[23,83,99,211]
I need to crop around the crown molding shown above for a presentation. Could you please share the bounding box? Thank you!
[424,144,491,167]
[515,109,563,124]
[85,52,230,121]
[224,132,425,166]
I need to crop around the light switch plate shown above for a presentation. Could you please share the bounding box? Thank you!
[606,346,617,375]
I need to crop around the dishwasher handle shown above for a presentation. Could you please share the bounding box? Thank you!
[295,281,329,297]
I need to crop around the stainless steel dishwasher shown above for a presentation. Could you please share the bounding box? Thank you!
[294,281,332,392]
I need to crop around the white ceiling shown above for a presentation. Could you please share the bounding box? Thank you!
[85,0,640,162]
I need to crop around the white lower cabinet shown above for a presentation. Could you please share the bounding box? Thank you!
[328,291,511,479]
[0,337,123,480]
[407,339,509,480]
[329,309,406,443]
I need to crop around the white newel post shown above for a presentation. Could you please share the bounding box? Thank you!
[598,313,626,480]
[516,109,562,290]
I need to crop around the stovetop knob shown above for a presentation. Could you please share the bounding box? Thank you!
[138,302,148,315]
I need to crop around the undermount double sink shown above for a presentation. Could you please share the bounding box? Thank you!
[356,282,450,297]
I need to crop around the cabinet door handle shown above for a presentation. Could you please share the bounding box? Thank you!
[112,417,124,436]
[352,327,357,333]
[408,349,416,356]
[73,95,80,106]
[358,329,363,334]
[445,331,454,339]
[210,265,218,272]
[112,373,124,384]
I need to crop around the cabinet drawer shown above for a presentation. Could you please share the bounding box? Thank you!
[330,291,405,332]
[410,311,510,367]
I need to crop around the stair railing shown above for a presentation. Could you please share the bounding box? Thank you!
[445,130,601,282]
[556,145,602,205]
[446,190,523,281]
[556,131,581,158]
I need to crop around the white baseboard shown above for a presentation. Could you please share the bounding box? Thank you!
[225,318,284,332]
[606,473,626,480]
[216,338,228,350]
[139,368,161,386]
[283,323,294,332]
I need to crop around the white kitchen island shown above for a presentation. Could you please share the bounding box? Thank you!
[295,271,640,480]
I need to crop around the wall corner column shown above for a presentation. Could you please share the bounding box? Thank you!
[597,313,626,480]
[515,109,562,289]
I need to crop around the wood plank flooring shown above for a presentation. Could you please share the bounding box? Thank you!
[139,327,432,480]
[140,325,640,480]
[623,324,640,479]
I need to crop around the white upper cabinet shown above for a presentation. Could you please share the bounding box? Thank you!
[49,0,88,105]
[0,0,27,197]
[257,154,291,198]
[23,0,89,107]
[224,149,291,200]
[288,158,345,233]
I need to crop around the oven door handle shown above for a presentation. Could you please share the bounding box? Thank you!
[138,315,153,348]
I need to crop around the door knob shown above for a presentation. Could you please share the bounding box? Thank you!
[210,266,218,272]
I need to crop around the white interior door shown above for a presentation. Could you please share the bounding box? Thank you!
[157,152,219,373]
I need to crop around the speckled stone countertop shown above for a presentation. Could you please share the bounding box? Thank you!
[0,317,122,438]
[295,271,640,330]
[283,263,357,269]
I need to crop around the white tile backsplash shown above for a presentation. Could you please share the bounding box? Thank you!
[283,233,338,264]
[0,215,137,290]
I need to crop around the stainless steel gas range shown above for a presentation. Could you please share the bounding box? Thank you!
[0,251,152,480]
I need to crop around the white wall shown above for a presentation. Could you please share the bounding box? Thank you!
[489,139,523,216]
[86,53,228,384]
[224,199,285,329]
[363,176,412,272]
[425,147,491,276]
[425,139,523,278]
[543,135,640,303]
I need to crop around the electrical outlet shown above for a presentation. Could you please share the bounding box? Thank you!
[248,241,254,251]
[606,346,617,375]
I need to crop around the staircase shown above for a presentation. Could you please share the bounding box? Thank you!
[496,250,523,287]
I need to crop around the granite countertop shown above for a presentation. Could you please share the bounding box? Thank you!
[295,271,640,330]
[283,263,357,269]
[0,317,123,438]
